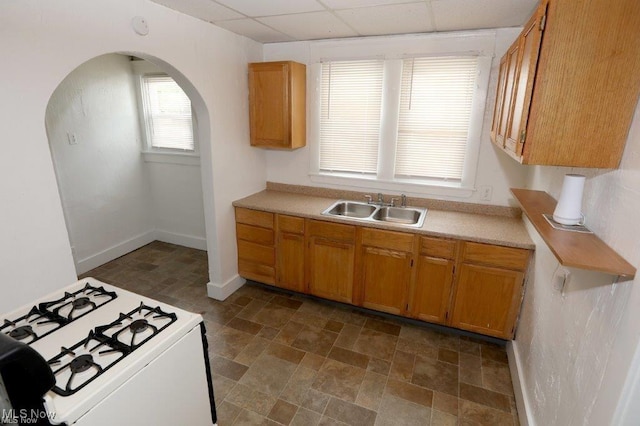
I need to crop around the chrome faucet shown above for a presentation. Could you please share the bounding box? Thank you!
[401,194,407,207]
[377,193,384,205]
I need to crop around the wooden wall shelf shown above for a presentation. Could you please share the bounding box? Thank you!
[511,189,636,278]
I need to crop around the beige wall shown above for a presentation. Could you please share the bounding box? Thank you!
[513,102,640,424]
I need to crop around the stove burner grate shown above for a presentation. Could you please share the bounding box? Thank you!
[48,303,177,397]
[0,306,65,344]
[40,283,117,322]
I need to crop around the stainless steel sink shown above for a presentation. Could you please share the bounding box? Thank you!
[323,201,377,218]
[372,206,426,227]
[321,200,427,227]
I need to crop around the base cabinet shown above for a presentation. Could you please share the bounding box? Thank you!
[409,237,458,325]
[307,221,355,304]
[450,242,530,339]
[235,211,531,339]
[450,264,524,339]
[276,215,305,292]
[235,208,275,284]
[358,229,414,316]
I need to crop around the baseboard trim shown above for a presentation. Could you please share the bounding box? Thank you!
[207,275,245,301]
[154,230,207,251]
[75,230,156,275]
[507,340,534,426]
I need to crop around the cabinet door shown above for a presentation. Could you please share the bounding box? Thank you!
[276,215,305,293]
[360,246,412,315]
[410,255,455,324]
[496,42,520,148]
[505,9,545,156]
[249,62,290,148]
[307,236,355,303]
[490,55,509,147]
[450,264,524,339]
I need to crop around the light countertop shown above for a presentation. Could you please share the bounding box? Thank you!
[233,190,534,250]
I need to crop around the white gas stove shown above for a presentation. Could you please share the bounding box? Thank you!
[0,278,217,426]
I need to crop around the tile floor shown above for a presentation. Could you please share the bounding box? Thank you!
[82,241,519,426]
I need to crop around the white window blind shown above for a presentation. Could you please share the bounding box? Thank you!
[142,75,194,151]
[320,60,384,174]
[395,57,478,181]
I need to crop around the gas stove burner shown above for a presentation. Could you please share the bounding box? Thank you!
[48,332,128,396]
[40,282,117,322]
[69,354,94,374]
[72,297,92,309]
[96,303,177,350]
[8,325,34,341]
[1,306,64,344]
[130,319,149,333]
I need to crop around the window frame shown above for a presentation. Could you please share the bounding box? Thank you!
[139,73,197,154]
[131,59,199,160]
[307,32,494,198]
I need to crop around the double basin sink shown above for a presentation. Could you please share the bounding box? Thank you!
[321,200,427,228]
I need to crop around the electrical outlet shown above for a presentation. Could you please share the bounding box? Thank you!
[479,185,493,201]
[67,132,78,145]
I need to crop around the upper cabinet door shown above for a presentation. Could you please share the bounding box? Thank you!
[248,61,306,150]
[497,43,520,150]
[504,5,546,157]
[490,56,509,148]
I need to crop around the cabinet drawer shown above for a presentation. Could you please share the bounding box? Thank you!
[237,240,275,266]
[361,228,414,252]
[308,220,356,243]
[237,223,274,245]
[278,215,304,234]
[420,236,457,259]
[238,259,275,284]
[235,207,274,229]
[462,242,530,271]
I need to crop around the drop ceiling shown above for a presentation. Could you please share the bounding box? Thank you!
[150,0,538,43]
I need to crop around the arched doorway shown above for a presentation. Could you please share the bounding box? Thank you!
[44,52,219,287]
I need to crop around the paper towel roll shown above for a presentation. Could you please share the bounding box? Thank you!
[553,174,585,225]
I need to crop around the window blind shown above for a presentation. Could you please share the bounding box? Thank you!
[395,57,478,181]
[142,75,194,151]
[320,60,384,174]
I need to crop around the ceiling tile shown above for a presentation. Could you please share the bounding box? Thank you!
[321,0,415,9]
[258,12,358,40]
[431,0,537,31]
[152,0,244,22]
[336,2,434,36]
[215,0,325,17]
[214,18,294,43]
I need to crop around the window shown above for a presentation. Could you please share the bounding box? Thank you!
[315,54,489,191]
[320,60,384,174]
[395,57,479,181]
[140,75,194,152]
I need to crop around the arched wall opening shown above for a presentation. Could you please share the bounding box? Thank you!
[44,51,221,290]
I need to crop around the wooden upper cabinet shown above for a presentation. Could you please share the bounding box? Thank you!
[248,61,306,150]
[491,0,640,168]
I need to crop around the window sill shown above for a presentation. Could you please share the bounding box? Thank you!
[142,151,200,166]
[309,172,474,198]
